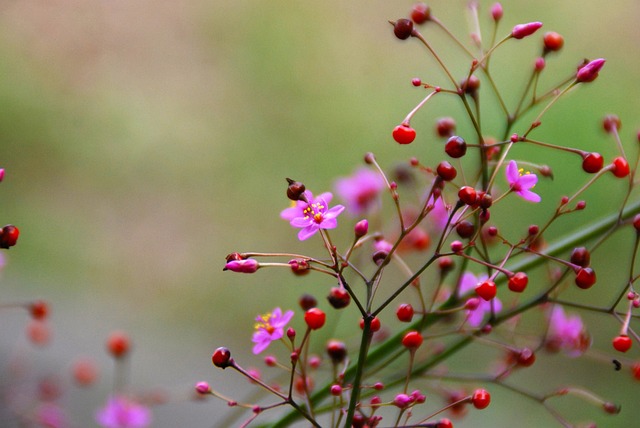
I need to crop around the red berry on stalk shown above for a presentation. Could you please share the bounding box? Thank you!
[633,214,640,232]
[411,77,422,87]
[508,272,528,293]
[436,117,456,137]
[393,19,414,40]
[411,3,431,24]
[360,316,381,332]
[437,418,454,428]
[515,348,536,367]
[304,308,326,330]
[456,220,475,239]
[612,157,630,178]
[401,330,423,349]
[445,136,467,158]
[393,124,416,144]
[582,152,604,173]
[327,287,351,309]
[570,247,591,268]
[299,293,317,310]
[612,335,632,353]
[471,389,491,409]
[461,75,480,94]
[575,267,596,289]
[543,31,564,51]
[396,303,414,322]
[326,340,347,363]
[30,300,49,320]
[475,280,497,301]
[603,114,621,133]
[212,347,232,369]
[631,362,640,381]
[0,225,19,249]
[437,161,457,181]
[458,186,477,205]
[107,331,131,359]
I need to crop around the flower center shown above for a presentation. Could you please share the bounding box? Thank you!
[303,201,326,224]
[255,313,275,334]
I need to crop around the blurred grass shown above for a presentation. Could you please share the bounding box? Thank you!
[0,0,638,426]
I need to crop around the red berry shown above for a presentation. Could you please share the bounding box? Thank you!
[471,388,491,409]
[515,348,536,367]
[360,316,381,332]
[570,247,591,268]
[455,220,475,239]
[437,418,454,428]
[461,75,480,94]
[326,340,347,363]
[612,335,632,353]
[396,303,414,322]
[634,214,640,233]
[631,362,640,381]
[450,240,464,253]
[401,330,423,349]
[107,332,131,358]
[393,19,414,40]
[603,114,621,133]
[304,308,326,330]
[543,31,564,51]
[299,294,317,310]
[393,124,416,144]
[411,77,422,87]
[437,161,457,181]
[582,152,603,173]
[439,256,454,273]
[458,186,477,205]
[575,267,596,289]
[475,280,497,301]
[327,287,351,309]
[0,225,19,249]
[436,117,456,137]
[411,3,431,24]
[612,157,630,178]
[508,272,528,293]
[212,347,232,368]
[445,136,467,158]
[29,300,49,320]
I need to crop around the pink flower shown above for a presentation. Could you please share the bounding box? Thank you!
[96,396,151,428]
[280,191,345,240]
[459,272,502,327]
[505,160,541,203]
[252,307,294,354]
[545,305,590,357]
[335,168,385,215]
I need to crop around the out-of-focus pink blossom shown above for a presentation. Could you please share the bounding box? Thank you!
[96,396,151,428]
[335,168,385,215]
[459,272,502,327]
[545,305,591,357]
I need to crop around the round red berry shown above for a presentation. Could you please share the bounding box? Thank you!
[0,225,19,249]
[445,136,467,158]
[613,335,632,353]
[475,280,497,301]
[401,330,423,349]
[299,294,317,311]
[411,2,431,24]
[327,287,351,309]
[212,347,232,368]
[508,272,528,293]
[458,186,477,205]
[602,114,621,133]
[326,340,347,363]
[360,316,381,332]
[436,117,456,137]
[437,418,454,428]
[582,152,603,173]
[411,77,422,87]
[634,214,640,233]
[107,332,131,358]
[543,31,564,51]
[393,124,416,144]
[515,348,536,367]
[471,389,491,409]
[393,19,414,40]
[396,303,414,322]
[611,157,630,178]
[631,362,640,381]
[575,267,596,289]
[30,300,49,320]
[437,161,457,181]
[570,247,591,268]
[456,221,475,239]
[304,308,326,330]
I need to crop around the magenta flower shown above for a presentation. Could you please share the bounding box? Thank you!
[505,160,541,203]
[96,396,151,428]
[280,191,345,240]
[223,258,259,273]
[335,168,385,215]
[459,272,502,327]
[545,305,591,357]
[252,307,294,354]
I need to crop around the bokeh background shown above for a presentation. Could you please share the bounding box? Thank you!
[0,0,639,426]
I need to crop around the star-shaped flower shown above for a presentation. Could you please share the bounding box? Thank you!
[280,191,345,240]
[505,160,541,203]
[252,307,294,354]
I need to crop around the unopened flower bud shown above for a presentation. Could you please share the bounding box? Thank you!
[212,347,233,369]
[326,339,347,363]
[576,58,606,83]
[289,259,310,275]
[195,381,211,395]
[327,287,351,309]
[535,57,545,72]
[0,225,19,249]
[393,393,413,408]
[224,259,259,273]
[511,21,543,40]
[411,3,431,24]
[354,219,369,238]
[393,19,414,40]
[491,3,503,21]
[603,114,621,133]
[286,178,306,201]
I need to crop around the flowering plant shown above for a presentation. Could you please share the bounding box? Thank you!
[208,2,640,427]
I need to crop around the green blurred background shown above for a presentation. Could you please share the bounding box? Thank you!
[0,0,638,426]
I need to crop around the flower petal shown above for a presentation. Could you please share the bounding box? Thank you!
[505,160,519,184]
[298,225,319,240]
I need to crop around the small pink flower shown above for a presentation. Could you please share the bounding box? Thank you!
[459,272,502,327]
[252,308,294,354]
[335,168,385,215]
[545,305,591,357]
[505,160,541,203]
[281,191,345,240]
[96,396,151,428]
